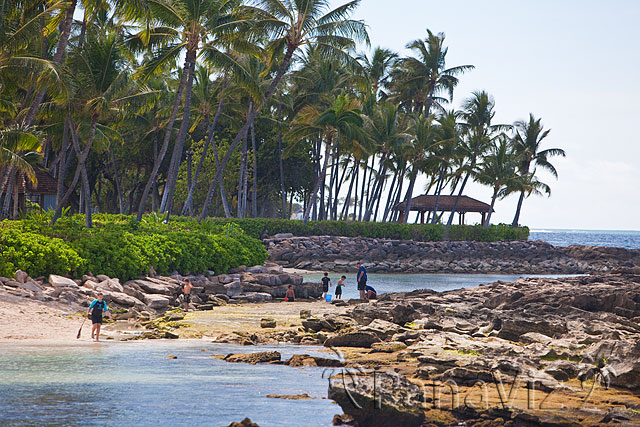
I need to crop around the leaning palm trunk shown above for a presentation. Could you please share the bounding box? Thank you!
[136,64,189,221]
[341,159,358,220]
[251,123,258,218]
[484,186,499,228]
[181,96,225,216]
[401,169,419,223]
[199,45,296,221]
[303,136,332,223]
[110,143,124,214]
[511,190,526,227]
[160,50,198,221]
[51,117,98,225]
[277,107,287,218]
[446,164,474,227]
[1,170,16,219]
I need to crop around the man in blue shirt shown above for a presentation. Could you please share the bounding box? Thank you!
[87,293,111,342]
[356,262,367,300]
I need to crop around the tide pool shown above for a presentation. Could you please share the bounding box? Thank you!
[0,341,340,426]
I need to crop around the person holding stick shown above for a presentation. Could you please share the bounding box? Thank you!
[87,293,111,342]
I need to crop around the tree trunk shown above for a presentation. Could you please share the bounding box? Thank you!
[341,158,357,220]
[55,117,71,207]
[23,0,78,126]
[51,116,98,225]
[303,136,332,223]
[400,168,418,224]
[277,108,287,218]
[136,66,189,220]
[237,120,248,218]
[199,44,296,220]
[250,122,258,218]
[446,164,474,227]
[485,186,498,228]
[512,190,525,227]
[160,48,198,221]
[381,170,398,222]
[110,143,124,214]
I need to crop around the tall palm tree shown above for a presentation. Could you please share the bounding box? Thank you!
[474,136,520,228]
[446,91,508,227]
[394,30,473,222]
[130,0,248,221]
[199,0,369,220]
[510,114,565,226]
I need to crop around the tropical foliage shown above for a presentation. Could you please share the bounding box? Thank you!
[0,0,564,230]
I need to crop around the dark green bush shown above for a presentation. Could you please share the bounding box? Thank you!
[0,214,267,280]
[201,218,528,242]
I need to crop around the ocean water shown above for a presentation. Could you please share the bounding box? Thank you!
[529,229,640,249]
[301,272,572,300]
[0,341,340,427]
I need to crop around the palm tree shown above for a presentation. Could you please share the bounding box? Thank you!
[130,0,248,221]
[199,0,369,221]
[474,136,520,228]
[446,91,508,227]
[510,114,565,226]
[394,30,473,222]
[0,126,42,218]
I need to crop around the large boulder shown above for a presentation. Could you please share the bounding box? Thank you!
[143,293,171,309]
[324,332,381,348]
[48,275,78,288]
[328,371,425,427]
[108,291,144,307]
[224,351,281,364]
[134,280,173,295]
[14,270,29,284]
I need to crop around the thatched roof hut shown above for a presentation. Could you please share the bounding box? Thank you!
[392,195,493,224]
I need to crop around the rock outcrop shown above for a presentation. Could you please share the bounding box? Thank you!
[317,272,640,425]
[265,236,640,274]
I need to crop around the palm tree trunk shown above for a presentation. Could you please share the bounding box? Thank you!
[181,95,225,216]
[512,190,525,227]
[237,130,247,218]
[2,170,16,219]
[485,186,498,228]
[446,165,473,227]
[341,158,357,220]
[278,116,286,218]
[250,122,258,218]
[303,136,332,223]
[23,0,78,126]
[430,167,446,224]
[51,116,98,225]
[381,171,397,222]
[55,117,71,207]
[400,168,418,224]
[160,49,198,221]
[110,143,124,214]
[136,64,189,221]
[199,45,296,221]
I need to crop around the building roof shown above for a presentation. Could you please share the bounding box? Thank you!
[392,195,494,213]
[21,168,58,195]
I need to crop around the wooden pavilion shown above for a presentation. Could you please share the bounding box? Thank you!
[392,195,494,225]
[17,169,58,213]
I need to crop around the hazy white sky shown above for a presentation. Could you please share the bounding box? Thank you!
[338,0,640,230]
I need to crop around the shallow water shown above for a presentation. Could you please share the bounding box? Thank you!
[301,272,573,300]
[0,341,340,426]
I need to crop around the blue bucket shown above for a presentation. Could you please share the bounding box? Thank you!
[325,294,332,302]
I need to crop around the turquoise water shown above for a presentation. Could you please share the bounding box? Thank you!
[0,341,340,426]
[530,229,640,249]
[302,272,572,300]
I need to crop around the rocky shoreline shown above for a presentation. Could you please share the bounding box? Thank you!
[265,235,640,274]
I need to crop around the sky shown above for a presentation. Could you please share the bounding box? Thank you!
[334,0,640,230]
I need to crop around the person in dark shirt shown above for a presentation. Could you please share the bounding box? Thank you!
[356,262,367,300]
[87,293,111,342]
[321,272,332,301]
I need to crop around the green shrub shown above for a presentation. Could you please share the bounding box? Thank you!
[200,218,528,242]
[0,229,85,277]
[0,214,267,280]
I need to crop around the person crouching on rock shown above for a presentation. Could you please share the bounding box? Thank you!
[87,293,111,342]
[321,272,332,301]
[365,285,377,300]
[335,276,346,299]
[285,285,296,302]
[182,279,194,312]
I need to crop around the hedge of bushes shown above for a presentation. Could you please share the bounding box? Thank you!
[0,213,267,280]
[200,218,530,242]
